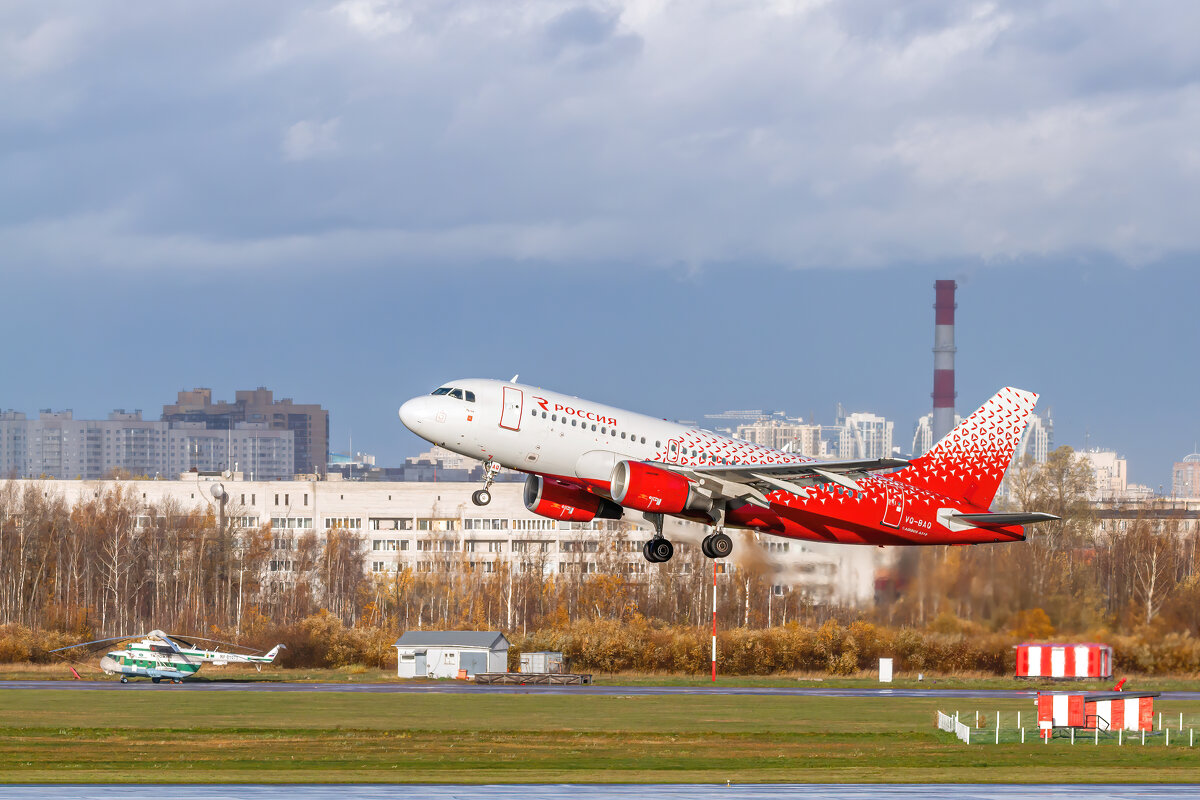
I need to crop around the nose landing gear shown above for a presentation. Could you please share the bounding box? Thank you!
[472,461,502,506]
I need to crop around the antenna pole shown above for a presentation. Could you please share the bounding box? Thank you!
[711,561,718,683]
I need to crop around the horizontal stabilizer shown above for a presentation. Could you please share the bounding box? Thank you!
[951,512,1060,526]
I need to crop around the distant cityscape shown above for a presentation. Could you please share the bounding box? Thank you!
[3,384,1199,501]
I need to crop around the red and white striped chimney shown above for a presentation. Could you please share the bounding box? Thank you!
[932,280,957,443]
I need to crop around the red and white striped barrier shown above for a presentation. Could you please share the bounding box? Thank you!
[1036,690,1157,738]
[1016,643,1112,679]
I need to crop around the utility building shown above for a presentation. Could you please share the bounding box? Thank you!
[393,631,509,679]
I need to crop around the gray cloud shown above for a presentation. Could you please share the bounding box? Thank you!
[2,0,1198,272]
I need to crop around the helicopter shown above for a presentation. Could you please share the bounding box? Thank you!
[50,630,285,684]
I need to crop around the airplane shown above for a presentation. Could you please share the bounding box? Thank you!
[398,379,1057,562]
[50,630,285,684]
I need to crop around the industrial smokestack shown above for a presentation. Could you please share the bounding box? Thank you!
[932,280,957,443]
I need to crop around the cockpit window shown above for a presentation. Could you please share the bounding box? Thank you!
[448,389,464,400]
[464,391,476,403]
[431,387,452,396]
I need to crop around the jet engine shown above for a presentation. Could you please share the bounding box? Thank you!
[610,460,713,515]
[523,475,623,522]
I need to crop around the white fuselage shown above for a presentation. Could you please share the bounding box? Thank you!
[399,379,808,492]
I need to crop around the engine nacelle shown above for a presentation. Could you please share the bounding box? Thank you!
[610,460,713,515]
[524,475,622,522]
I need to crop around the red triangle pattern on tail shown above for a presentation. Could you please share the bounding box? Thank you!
[893,387,1038,510]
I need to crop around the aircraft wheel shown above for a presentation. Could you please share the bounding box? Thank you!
[642,540,658,563]
[710,532,733,559]
[700,535,715,558]
[120,676,129,684]
[173,679,182,684]
[151,677,161,684]
[650,538,674,562]
[472,489,491,506]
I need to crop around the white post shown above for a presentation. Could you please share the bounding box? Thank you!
[1071,728,1074,745]
[1181,712,1184,732]
[1017,711,1021,729]
[1021,727,1025,744]
[1159,712,1162,731]
[1167,728,1170,747]
[996,713,1000,745]
[1142,728,1145,745]
[1191,728,1194,747]
[1119,729,1122,746]
[1094,726,1098,745]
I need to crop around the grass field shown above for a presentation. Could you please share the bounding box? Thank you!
[3,689,1200,783]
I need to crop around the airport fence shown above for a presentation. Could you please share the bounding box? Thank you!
[935,709,1200,747]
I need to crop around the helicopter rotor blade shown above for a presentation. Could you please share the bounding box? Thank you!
[48,635,145,654]
[167,634,262,653]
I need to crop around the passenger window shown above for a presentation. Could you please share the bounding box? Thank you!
[552,414,557,422]
[601,427,606,434]
[591,425,597,431]
[656,441,661,448]
[431,387,452,396]
[465,391,476,403]
[571,419,577,427]
[542,412,547,418]
[449,389,464,400]
[531,409,536,417]
[640,437,646,444]
[670,443,676,452]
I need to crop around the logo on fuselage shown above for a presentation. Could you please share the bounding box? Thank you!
[533,396,617,426]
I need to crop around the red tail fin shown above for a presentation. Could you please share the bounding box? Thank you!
[893,387,1038,509]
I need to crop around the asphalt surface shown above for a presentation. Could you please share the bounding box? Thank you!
[0,786,1197,799]
[0,680,1033,696]
[4,680,1200,699]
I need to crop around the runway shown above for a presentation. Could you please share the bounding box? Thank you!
[0,786,1197,799]
[4,679,1200,699]
[0,679,1033,696]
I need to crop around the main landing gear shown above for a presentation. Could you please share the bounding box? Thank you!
[640,513,736,563]
[701,531,733,559]
[641,513,674,563]
[472,460,502,506]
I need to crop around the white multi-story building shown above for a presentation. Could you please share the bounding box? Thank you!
[1079,450,1127,500]
[0,411,293,480]
[734,419,823,456]
[834,409,894,460]
[0,478,883,607]
[911,412,964,457]
[1014,412,1053,464]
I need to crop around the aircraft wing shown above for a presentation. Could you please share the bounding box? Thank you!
[668,457,910,507]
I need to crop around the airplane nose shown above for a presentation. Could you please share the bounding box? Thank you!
[398,398,422,432]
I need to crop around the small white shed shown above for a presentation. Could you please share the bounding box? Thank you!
[393,631,510,679]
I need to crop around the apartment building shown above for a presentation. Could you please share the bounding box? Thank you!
[3,478,882,606]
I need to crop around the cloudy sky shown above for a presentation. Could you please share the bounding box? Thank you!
[2,1,1198,487]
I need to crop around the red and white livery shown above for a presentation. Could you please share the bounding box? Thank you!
[398,379,1058,563]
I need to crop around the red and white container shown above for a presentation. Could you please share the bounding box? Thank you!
[1036,691,1157,738]
[1015,643,1112,679]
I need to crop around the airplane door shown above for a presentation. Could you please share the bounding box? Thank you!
[882,480,903,528]
[499,386,523,431]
